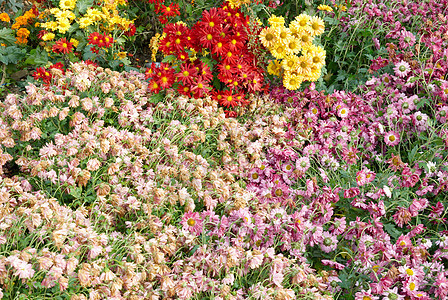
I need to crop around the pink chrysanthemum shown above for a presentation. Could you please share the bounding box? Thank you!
[394,60,411,77]
[384,131,400,146]
[181,211,202,235]
[320,231,338,253]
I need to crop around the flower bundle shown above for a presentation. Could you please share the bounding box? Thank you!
[260,13,326,90]
[146,1,267,112]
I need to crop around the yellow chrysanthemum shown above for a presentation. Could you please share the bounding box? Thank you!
[297,30,314,49]
[308,16,325,36]
[57,18,71,34]
[283,73,303,90]
[293,13,311,32]
[42,32,55,41]
[270,44,287,59]
[70,38,79,48]
[59,0,76,10]
[116,51,127,60]
[55,10,76,21]
[274,26,292,46]
[296,55,313,75]
[41,21,58,31]
[338,5,347,12]
[78,17,94,29]
[317,4,333,12]
[50,7,61,15]
[268,15,285,27]
[267,60,282,76]
[282,55,300,72]
[307,45,326,68]
[306,65,321,81]
[86,8,105,21]
[285,37,301,55]
[259,27,277,49]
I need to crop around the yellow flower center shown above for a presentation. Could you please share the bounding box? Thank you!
[183,71,189,77]
[275,188,283,196]
[206,34,212,40]
[187,218,196,226]
[406,268,414,276]
[209,21,214,27]
[409,282,416,291]
[265,33,274,41]
[388,135,396,142]
[251,173,259,179]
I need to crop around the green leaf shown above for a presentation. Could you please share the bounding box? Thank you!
[76,0,94,14]
[24,48,49,66]
[408,145,418,162]
[0,28,16,46]
[384,223,401,239]
[0,46,26,65]
[161,55,176,63]
[69,186,82,199]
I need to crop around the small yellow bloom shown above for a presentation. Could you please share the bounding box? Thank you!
[57,18,71,34]
[42,32,56,41]
[282,54,300,71]
[116,51,127,60]
[267,60,282,76]
[259,27,277,49]
[78,17,94,29]
[70,38,79,48]
[283,72,303,90]
[41,21,58,31]
[268,15,285,27]
[59,0,77,10]
[308,16,325,36]
[317,4,333,12]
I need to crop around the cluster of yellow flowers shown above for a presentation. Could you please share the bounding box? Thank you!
[259,13,326,90]
[39,0,133,42]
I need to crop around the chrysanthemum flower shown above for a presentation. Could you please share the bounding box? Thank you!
[259,27,277,49]
[307,45,326,68]
[296,55,313,75]
[268,15,285,27]
[292,13,311,33]
[267,60,282,76]
[270,44,286,59]
[52,38,73,54]
[308,16,325,36]
[394,60,411,77]
[274,26,292,46]
[59,0,76,10]
[317,4,333,12]
[297,31,314,49]
[282,55,299,72]
[384,131,400,146]
[285,37,301,54]
[181,211,202,235]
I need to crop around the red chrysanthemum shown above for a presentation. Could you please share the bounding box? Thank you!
[157,68,175,89]
[160,3,180,18]
[52,38,73,54]
[32,67,52,84]
[102,34,114,48]
[88,32,102,46]
[176,63,197,85]
[125,23,136,37]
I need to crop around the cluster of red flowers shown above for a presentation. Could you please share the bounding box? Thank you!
[88,32,114,53]
[52,38,73,54]
[32,62,65,84]
[147,3,266,110]
[154,2,180,24]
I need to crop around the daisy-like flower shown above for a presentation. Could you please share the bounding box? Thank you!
[282,55,299,72]
[259,27,277,49]
[308,16,325,36]
[293,13,311,33]
[283,73,303,90]
[354,290,379,300]
[59,0,76,10]
[285,37,301,54]
[52,38,73,54]
[320,231,338,253]
[297,30,314,49]
[274,26,292,46]
[394,60,411,77]
[382,287,405,300]
[181,211,202,235]
[268,15,285,27]
[307,45,326,68]
[337,105,350,118]
[296,55,313,75]
[384,131,400,146]
[270,44,287,59]
[267,60,282,76]
[399,29,415,49]
[317,4,333,12]
[296,156,310,173]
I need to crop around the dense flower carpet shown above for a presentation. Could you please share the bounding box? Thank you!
[0,0,448,299]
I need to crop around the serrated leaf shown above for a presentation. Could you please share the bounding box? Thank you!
[0,46,26,64]
[24,48,49,66]
[161,55,176,63]
[76,0,94,14]
[0,28,16,46]
[384,223,401,239]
